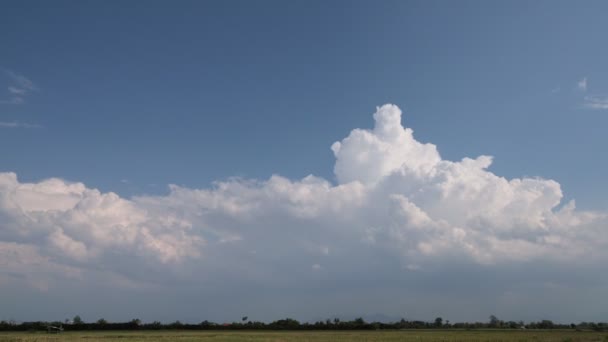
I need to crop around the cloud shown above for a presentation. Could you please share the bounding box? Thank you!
[0,104,607,321]
[583,95,608,110]
[8,86,27,95]
[575,77,608,110]
[0,174,202,276]
[0,121,42,128]
[0,242,82,292]
[0,97,24,105]
[1,69,37,104]
[577,77,587,91]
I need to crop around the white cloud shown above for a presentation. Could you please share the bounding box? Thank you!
[0,172,202,267]
[0,241,82,292]
[577,77,587,91]
[583,95,608,110]
[0,121,42,128]
[331,104,441,185]
[0,104,607,321]
[1,69,37,104]
[8,86,26,95]
[576,78,608,110]
[1,104,605,270]
[0,97,24,105]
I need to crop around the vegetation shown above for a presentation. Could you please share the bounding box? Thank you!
[1,330,608,342]
[1,316,608,333]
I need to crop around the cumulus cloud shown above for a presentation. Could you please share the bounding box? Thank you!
[0,242,82,292]
[0,104,606,321]
[0,173,202,267]
[331,104,441,185]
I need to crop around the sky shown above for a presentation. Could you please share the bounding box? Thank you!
[1,0,608,324]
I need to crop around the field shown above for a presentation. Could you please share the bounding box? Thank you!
[1,330,607,342]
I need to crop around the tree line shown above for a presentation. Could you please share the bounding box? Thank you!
[1,315,607,332]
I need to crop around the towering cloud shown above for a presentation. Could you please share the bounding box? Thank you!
[0,104,606,321]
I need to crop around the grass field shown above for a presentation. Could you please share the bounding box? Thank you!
[1,330,607,342]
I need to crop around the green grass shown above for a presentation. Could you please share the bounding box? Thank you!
[0,330,607,342]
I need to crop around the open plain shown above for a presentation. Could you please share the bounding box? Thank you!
[1,330,608,342]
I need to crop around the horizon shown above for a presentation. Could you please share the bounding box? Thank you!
[4,314,601,326]
[2,0,608,325]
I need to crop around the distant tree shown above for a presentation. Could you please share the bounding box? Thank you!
[434,317,443,328]
[489,315,500,328]
[271,318,300,329]
[539,320,554,329]
[200,320,215,328]
[73,315,83,325]
[129,318,141,329]
[97,318,107,325]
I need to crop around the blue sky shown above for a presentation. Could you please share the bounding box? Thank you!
[1,1,608,323]
[3,0,608,207]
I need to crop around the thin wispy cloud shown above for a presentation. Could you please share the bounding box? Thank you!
[573,77,608,110]
[0,121,43,128]
[8,86,27,95]
[0,97,25,104]
[583,95,608,110]
[1,69,37,104]
[577,77,587,91]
